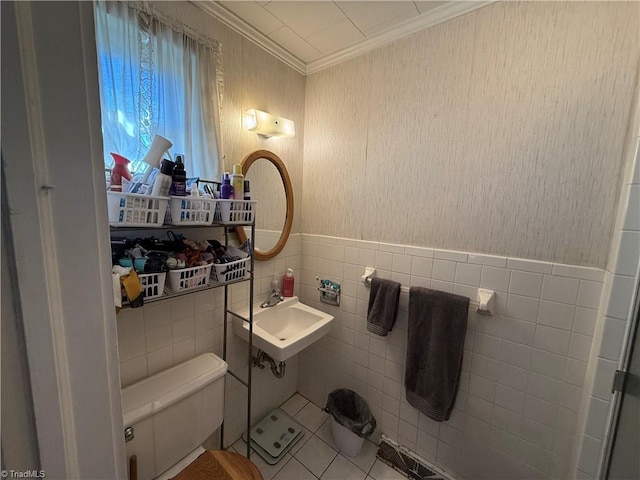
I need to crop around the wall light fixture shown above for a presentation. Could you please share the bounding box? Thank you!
[243,108,295,138]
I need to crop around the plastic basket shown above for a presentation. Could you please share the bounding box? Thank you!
[167,264,213,292]
[167,196,216,226]
[121,272,166,304]
[107,192,169,227]
[214,200,257,225]
[212,246,250,283]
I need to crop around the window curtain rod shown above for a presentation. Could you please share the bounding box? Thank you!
[122,0,222,53]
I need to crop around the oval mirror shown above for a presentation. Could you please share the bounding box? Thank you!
[236,150,294,261]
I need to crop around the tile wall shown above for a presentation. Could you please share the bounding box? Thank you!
[296,235,605,480]
[115,232,302,445]
[574,138,640,478]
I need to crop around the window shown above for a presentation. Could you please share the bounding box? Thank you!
[94,1,222,181]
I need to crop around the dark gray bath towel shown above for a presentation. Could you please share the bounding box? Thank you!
[367,277,401,336]
[405,287,469,422]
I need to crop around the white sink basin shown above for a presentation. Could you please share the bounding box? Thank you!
[232,296,334,362]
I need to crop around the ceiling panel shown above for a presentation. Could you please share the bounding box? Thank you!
[203,1,492,74]
[336,1,419,35]
[306,18,365,55]
[414,1,449,15]
[269,26,323,63]
[220,1,283,35]
[264,1,346,38]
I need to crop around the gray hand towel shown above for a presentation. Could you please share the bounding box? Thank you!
[405,287,469,422]
[366,277,401,336]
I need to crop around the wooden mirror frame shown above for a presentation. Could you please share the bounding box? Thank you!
[236,150,294,261]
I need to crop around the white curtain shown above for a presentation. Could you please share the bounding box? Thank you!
[94,0,223,181]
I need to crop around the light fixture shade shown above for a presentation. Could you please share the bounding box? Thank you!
[243,109,295,138]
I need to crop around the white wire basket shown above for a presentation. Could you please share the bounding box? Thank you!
[107,192,169,227]
[167,196,216,226]
[121,272,166,305]
[167,264,213,292]
[212,246,250,283]
[214,200,257,225]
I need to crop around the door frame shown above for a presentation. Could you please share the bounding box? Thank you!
[2,2,126,477]
[601,278,640,478]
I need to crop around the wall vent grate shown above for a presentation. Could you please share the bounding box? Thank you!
[376,435,446,480]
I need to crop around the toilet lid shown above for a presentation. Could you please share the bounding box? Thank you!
[171,451,263,480]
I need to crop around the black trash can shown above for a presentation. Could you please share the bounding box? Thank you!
[325,389,376,456]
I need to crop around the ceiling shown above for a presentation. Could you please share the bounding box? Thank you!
[196,1,492,75]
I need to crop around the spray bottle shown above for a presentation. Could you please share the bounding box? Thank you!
[109,153,132,192]
[170,155,187,196]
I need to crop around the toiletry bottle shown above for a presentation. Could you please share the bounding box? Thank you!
[230,164,244,200]
[109,153,132,192]
[170,155,187,196]
[282,268,294,297]
[220,175,233,199]
[243,180,252,221]
[271,275,279,292]
[151,159,175,197]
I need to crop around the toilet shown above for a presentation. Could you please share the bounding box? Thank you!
[121,353,262,480]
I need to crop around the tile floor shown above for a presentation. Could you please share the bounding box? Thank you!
[231,393,407,480]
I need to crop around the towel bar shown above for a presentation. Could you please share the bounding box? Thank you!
[361,267,494,315]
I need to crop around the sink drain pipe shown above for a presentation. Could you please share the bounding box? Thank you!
[252,350,286,378]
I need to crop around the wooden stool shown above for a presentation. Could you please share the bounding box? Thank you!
[171,450,263,480]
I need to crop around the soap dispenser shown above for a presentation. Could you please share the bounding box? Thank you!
[282,268,294,297]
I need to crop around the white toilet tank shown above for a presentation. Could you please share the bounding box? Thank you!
[121,353,228,480]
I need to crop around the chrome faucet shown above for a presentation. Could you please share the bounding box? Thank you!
[261,288,284,308]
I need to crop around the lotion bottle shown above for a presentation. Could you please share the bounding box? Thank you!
[151,159,175,197]
[282,268,295,297]
[230,164,244,200]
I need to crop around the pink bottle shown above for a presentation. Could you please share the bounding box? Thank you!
[110,153,132,192]
[282,268,295,297]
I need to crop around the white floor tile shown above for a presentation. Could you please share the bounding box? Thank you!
[273,457,317,480]
[281,393,310,417]
[316,417,338,449]
[266,394,392,480]
[231,438,290,480]
[369,459,406,480]
[321,454,367,480]
[295,435,338,477]
[295,401,330,432]
[252,452,291,480]
[345,439,379,474]
[288,426,313,456]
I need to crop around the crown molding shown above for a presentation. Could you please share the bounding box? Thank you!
[195,1,307,75]
[306,1,494,75]
[195,1,494,76]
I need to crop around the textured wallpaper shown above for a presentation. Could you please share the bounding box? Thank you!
[151,1,306,233]
[303,1,639,268]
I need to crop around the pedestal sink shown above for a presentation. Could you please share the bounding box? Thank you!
[232,296,334,362]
